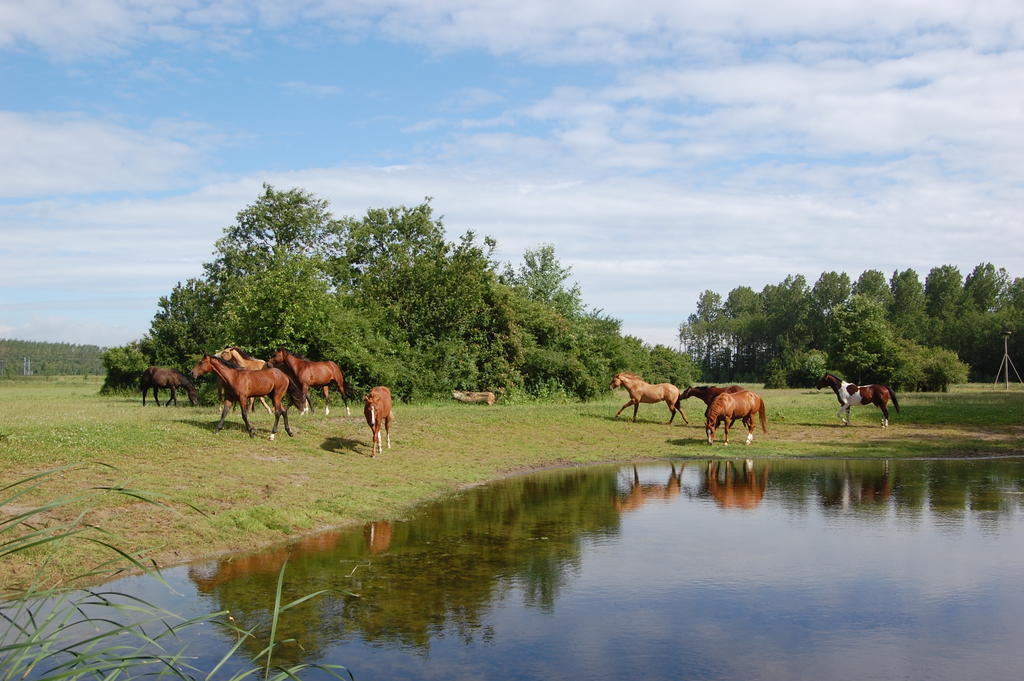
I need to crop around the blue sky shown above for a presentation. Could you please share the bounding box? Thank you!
[2,0,1023,348]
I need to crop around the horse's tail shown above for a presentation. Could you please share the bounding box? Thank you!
[758,399,768,433]
[285,373,305,408]
[888,386,900,413]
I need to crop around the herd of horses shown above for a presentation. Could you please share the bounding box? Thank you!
[610,371,900,445]
[140,347,391,454]
[140,349,899,452]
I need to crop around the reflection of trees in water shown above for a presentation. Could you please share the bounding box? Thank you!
[189,468,622,666]
[187,458,1024,669]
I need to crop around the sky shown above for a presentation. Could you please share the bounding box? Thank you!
[1,0,1022,349]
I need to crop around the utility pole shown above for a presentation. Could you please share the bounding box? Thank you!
[23,356,31,376]
[994,331,1022,390]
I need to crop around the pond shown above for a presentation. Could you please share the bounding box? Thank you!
[25,458,1024,679]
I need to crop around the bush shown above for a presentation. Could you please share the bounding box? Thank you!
[99,343,150,394]
[892,339,969,392]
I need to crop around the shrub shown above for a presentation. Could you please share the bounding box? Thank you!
[99,343,150,394]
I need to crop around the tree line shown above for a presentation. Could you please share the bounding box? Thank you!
[0,339,105,377]
[102,185,698,400]
[679,264,1024,390]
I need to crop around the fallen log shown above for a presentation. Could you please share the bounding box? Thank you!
[452,390,496,405]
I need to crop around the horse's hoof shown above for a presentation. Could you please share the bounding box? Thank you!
[269,433,275,441]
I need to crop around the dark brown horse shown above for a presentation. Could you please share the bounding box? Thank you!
[190,355,298,439]
[266,348,350,416]
[816,372,900,428]
[677,384,745,408]
[610,372,688,424]
[141,366,197,406]
[705,389,768,445]
[363,386,393,457]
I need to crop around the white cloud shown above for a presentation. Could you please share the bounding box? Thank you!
[0,112,209,198]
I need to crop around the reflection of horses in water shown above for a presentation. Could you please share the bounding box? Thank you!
[140,366,198,406]
[365,521,393,554]
[610,372,688,424]
[816,372,900,428]
[820,460,893,508]
[614,464,684,512]
[703,459,769,510]
[188,532,344,592]
[216,347,274,415]
[705,389,768,445]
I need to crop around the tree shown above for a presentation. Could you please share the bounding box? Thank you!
[853,269,893,308]
[501,244,584,318]
[826,295,897,383]
[809,271,851,348]
[889,268,927,342]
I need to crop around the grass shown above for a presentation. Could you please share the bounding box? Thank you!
[1,376,1022,592]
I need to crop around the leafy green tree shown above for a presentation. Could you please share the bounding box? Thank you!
[809,271,851,348]
[888,268,927,343]
[501,243,584,318]
[100,343,149,393]
[853,269,893,308]
[826,294,898,383]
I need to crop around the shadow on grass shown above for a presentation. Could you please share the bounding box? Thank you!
[179,418,255,434]
[321,436,369,456]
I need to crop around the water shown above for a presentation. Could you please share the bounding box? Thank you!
[14,458,1024,680]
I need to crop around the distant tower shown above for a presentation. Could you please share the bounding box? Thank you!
[994,331,1022,389]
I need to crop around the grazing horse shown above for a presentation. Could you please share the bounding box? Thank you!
[816,373,900,428]
[363,386,393,457]
[189,355,298,440]
[610,372,688,425]
[266,348,350,416]
[216,347,273,415]
[141,366,198,406]
[705,389,768,445]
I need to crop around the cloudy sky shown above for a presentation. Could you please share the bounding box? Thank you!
[1,0,1022,348]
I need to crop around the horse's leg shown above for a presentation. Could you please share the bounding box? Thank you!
[239,400,255,438]
[614,400,634,418]
[216,401,231,433]
[744,416,755,445]
[878,400,890,428]
[142,385,148,406]
[632,402,640,422]
[722,417,731,446]
[167,387,176,406]
[384,414,392,449]
[836,404,847,425]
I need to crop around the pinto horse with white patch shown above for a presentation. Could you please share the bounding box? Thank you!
[816,372,900,428]
[363,386,393,458]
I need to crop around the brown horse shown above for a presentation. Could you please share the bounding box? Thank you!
[190,355,298,439]
[816,373,900,428]
[363,386,393,457]
[266,348,350,416]
[216,347,273,415]
[610,372,688,424]
[141,366,198,406]
[705,389,768,445]
[678,384,745,408]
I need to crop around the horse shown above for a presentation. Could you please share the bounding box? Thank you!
[141,366,198,406]
[266,348,350,416]
[363,386,393,457]
[816,372,900,428]
[678,384,745,408]
[189,354,299,440]
[609,372,688,425]
[705,389,768,445]
[216,347,273,415]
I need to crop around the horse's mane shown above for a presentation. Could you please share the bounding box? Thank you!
[228,346,259,360]
[277,347,313,361]
[616,371,643,380]
[211,354,243,370]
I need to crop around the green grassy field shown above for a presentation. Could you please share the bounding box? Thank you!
[1,376,1022,591]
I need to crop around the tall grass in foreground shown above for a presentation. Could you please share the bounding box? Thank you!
[0,466,352,680]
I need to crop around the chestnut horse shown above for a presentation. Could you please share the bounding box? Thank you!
[610,372,688,425]
[363,386,393,457]
[816,373,900,428]
[266,348,350,416]
[141,366,198,406]
[705,389,768,445]
[190,355,298,440]
[216,347,273,415]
